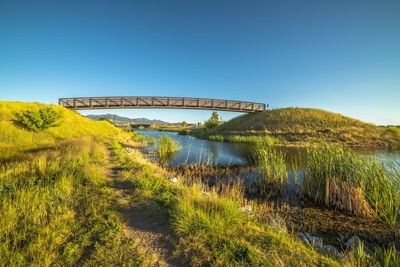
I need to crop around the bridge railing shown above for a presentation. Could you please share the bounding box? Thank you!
[59,96,266,113]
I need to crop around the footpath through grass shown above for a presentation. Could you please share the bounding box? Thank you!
[0,101,150,265]
[0,138,149,266]
[111,140,344,266]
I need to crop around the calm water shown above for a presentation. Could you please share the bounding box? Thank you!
[136,129,253,166]
[136,129,400,170]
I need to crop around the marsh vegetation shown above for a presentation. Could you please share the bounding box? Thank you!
[303,145,400,225]
[2,101,400,266]
[156,135,181,164]
[137,128,400,265]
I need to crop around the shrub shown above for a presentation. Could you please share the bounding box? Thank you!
[204,111,221,129]
[204,120,219,129]
[13,107,63,132]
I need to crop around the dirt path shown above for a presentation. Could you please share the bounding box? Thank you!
[105,157,186,266]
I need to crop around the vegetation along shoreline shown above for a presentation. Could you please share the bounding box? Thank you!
[139,107,400,149]
[1,101,400,266]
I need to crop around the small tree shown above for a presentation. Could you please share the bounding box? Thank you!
[181,121,187,127]
[204,111,220,129]
[13,107,63,132]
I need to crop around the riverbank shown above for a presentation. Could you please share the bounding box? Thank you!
[111,140,347,266]
[135,129,400,263]
[147,107,400,149]
[134,135,400,266]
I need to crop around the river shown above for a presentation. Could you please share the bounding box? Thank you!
[136,129,400,168]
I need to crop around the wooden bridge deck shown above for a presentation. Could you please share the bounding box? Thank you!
[58,96,266,113]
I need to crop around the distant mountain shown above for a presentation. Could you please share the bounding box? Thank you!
[85,114,171,125]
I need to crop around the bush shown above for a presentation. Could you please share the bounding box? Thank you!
[204,120,219,129]
[204,111,221,129]
[13,107,63,132]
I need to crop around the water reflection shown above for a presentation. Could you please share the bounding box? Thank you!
[137,130,252,166]
[136,129,400,170]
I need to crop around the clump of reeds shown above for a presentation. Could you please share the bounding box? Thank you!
[373,244,400,267]
[303,144,400,225]
[156,135,181,163]
[253,146,288,196]
[143,135,156,146]
[207,134,277,145]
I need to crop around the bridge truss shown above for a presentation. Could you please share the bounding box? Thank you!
[59,96,266,113]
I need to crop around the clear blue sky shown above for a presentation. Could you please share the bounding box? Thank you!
[1,0,399,125]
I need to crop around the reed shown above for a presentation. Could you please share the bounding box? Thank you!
[303,144,400,225]
[143,135,156,146]
[253,146,288,195]
[207,134,278,144]
[374,244,400,267]
[156,135,181,159]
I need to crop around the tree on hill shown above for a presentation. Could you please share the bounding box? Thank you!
[204,111,221,129]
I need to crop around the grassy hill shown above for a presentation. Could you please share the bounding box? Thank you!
[0,101,121,157]
[219,107,368,132]
[202,107,400,148]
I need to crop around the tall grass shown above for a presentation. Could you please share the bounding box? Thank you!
[0,139,147,266]
[172,192,243,236]
[253,146,288,195]
[374,244,400,267]
[156,135,181,162]
[143,134,156,145]
[208,134,277,145]
[303,144,400,225]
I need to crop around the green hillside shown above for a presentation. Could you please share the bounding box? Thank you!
[0,101,121,154]
[219,107,367,132]
[204,107,400,147]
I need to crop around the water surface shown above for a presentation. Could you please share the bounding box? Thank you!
[137,129,400,169]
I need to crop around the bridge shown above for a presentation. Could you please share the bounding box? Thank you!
[58,96,266,113]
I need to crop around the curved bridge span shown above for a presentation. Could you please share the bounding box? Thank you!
[59,96,266,113]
